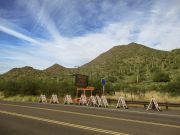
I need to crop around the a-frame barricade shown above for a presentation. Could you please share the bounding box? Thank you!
[147,97,162,111]
[79,94,87,105]
[101,95,109,108]
[116,96,128,109]
[87,96,97,107]
[64,95,73,104]
[96,95,102,107]
[50,94,59,104]
[39,94,47,103]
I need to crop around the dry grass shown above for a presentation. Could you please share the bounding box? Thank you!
[1,91,180,104]
[0,93,39,102]
[0,92,65,103]
[0,92,4,100]
[107,91,180,103]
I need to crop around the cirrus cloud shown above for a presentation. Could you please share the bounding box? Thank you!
[0,0,180,73]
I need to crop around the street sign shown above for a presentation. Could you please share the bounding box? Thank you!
[101,79,106,86]
[101,79,106,94]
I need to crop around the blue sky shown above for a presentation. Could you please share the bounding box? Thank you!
[0,0,180,73]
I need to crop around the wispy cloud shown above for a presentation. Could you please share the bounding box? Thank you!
[0,0,180,73]
[136,0,180,50]
[0,25,40,45]
[16,0,61,41]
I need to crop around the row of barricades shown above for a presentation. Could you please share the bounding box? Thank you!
[39,94,109,108]
[79,95,109,107]
[64,94,109,108]
[39,94,161,111]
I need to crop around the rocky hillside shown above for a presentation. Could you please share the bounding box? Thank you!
[0,43,179,96]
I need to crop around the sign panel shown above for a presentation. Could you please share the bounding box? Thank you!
[75,74,88,88]
[101,79,106,86]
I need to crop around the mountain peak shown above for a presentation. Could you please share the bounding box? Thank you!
[51,64,65,68]
[43,64,66,74]
[128,42,139,45]
[112,43,158,53]
[112,42,147,50]
[8,66,35,73]
[21,66,34,70]
[2,66,39,77]
[82,43,168,68]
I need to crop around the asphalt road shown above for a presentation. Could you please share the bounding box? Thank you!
[0,101,180,135]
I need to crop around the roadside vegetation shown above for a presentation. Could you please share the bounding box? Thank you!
[0,43,179,103]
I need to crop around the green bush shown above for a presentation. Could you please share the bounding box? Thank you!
[107,76,117,83]
[163,76,180,95]
[153,71,170,82]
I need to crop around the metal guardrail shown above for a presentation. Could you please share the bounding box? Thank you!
[107,99,180,110]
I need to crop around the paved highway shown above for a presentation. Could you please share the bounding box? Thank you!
[0,101,180,135]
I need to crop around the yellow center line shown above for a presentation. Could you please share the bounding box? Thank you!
[0,110,127,135]
[0,103,180,129]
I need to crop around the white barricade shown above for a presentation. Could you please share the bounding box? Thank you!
[79,94,87,105]
[147,97,161,111]
[39,94,47,103]
[116,96,128,109]
[96,95,102,107]
[101,95,109,108]
[87,96,97,107]
[50,94,59,104]
[64,95,73,104]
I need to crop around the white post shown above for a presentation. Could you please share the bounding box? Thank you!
[103,85,105,95]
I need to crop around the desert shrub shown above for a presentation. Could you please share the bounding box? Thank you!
[107,76,117,83]
[163,76,180,95]
[153,71,170,82]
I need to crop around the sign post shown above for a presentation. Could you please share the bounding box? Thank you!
[101,79,108,107]
[101,79,106,94]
